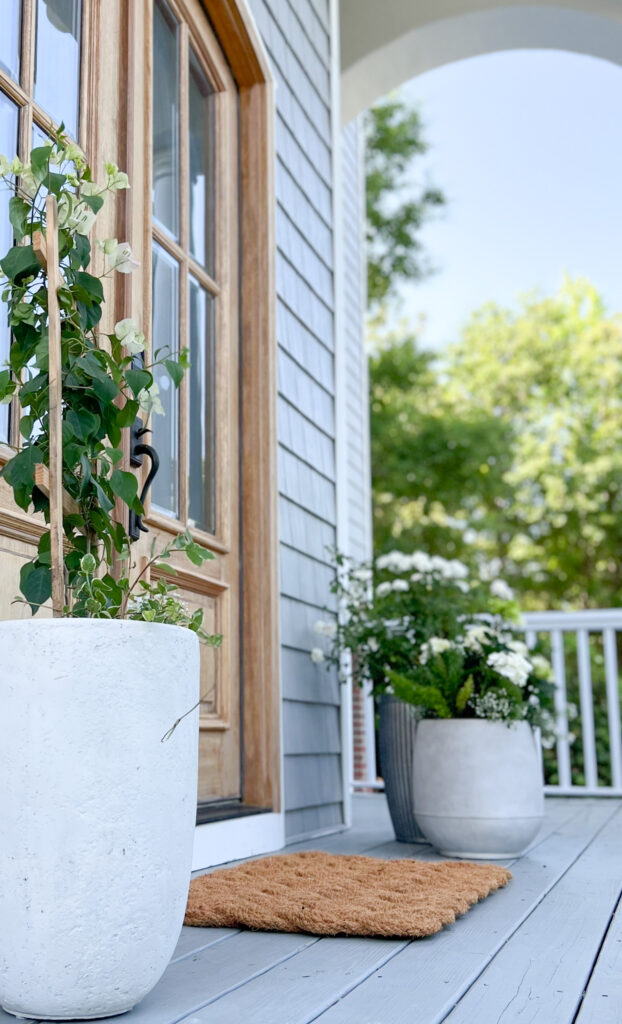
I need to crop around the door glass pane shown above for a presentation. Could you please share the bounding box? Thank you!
[153,0,179,239]
[188,278,216,533]
[34,0,82,139]
[151,242,179,516]
[0,95,19,443]
[0,1,21,82]
[189,49,215,274]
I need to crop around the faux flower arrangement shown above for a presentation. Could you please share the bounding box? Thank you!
[0,126,220,645]
[314,549,557,739]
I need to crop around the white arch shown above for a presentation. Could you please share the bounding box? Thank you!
[341,3,622,123]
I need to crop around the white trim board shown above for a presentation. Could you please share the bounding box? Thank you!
[192,813,285,872]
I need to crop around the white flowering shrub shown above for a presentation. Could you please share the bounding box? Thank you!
[314,548,556,740]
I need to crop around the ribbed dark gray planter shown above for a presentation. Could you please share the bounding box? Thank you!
[378,694,427,843]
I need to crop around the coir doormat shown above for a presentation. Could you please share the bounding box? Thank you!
[184,851,511,938]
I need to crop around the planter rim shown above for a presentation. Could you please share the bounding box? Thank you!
[0,617,197,639]
[415,717,533,728]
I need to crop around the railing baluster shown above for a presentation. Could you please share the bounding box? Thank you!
[525,629,537,650]
[576,629,598,788]
[603,628,622,789]
[550,629,572,788]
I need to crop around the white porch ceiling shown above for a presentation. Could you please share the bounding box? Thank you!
[340,0,622,122]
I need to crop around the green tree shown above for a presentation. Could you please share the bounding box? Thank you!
[365,98,445,308]
[371,278,622,610]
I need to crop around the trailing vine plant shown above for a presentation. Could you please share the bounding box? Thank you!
[0,125,221,646]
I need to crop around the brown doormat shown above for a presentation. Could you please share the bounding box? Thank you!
[184,851,511,938]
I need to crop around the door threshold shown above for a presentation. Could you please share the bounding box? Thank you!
[196,801,271,826]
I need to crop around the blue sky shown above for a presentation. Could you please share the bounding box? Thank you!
[394,49,622,350]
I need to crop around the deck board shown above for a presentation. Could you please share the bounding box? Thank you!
[444,804,622,1023]
[2,795,620,1024]
[576,892,622,1023]
[313,801,620,1024]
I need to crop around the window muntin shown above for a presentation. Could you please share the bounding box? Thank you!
[188,279,215,533]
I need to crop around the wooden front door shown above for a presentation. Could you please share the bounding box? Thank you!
[0,0,278,820]
[144,0,241,810]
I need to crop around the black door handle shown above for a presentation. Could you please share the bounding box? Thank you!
[129,419,160,541]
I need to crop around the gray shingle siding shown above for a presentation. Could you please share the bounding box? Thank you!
[250,0,341,840]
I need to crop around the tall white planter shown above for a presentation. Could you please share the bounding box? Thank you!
[413,719,544,858]
[0,618,200,1020]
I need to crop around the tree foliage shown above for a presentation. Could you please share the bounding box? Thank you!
[371,278,622,610]
[365,98,445,308]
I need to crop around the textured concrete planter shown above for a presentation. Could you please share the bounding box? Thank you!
[377,695,427,843]
[413,719,544,858]
[0,618,200,1020]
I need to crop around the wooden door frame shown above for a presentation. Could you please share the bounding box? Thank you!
[192,1,281,812]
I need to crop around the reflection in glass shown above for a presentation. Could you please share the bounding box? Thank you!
[151,243,179,516]
[153,0,179,239]
[188,279,215,533]
[0,1,21,82]
[0,96,19,443]
[34,0,82,139]
[189,50,215,274]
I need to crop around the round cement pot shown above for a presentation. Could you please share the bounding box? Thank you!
[0,618,200,1020]
[377,695,427,843]
[413,719,544,858]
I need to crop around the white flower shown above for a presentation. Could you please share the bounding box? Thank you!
[470,690,515,721]
[313,619,336,639]
[109,241,139,274]
[105,162,130,190]
[61,141,86,167]
[70,203,97,236]
[507,639,529,657]
[420,636,452,664]
[392,579,408,592]
[375,582,392,598]
[19,165,38,198]
[567,701,578,721]
[80,180,102,197]
[541,735,556,750]
[385,684,395,696]
[375,550,412,573]
[528,694,540,706]
[115,317,145,355]
[350,568,372,583]
[9,157,22,175]
[532,654,554,681]
[137,382,164,416]
[310,647,324,664]
[367,637,379,653]
[490,579,515,601]
[0,155,9,177]
[463,623,494,652]
[487,650,532,688]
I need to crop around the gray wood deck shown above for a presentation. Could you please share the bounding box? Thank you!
[6,794,622,1024]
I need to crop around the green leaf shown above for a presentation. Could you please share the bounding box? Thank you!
[30,145,51,184]
[164,359,184,387]
[456,675,474,713]
[19,415,34,440]
[91,373,119,404]
[0,245,41,283]
[66,407,100,440]
[20,562,51,613]
[109,469,138,508]
[1,444,43,489]
[116,399,139,428]
[72,271,104,305]
[125,368,152,397]
[81,193,104,214]
[9,197,30,242]
[72,233,91,270]
[92,480,115,514]
[47,171,67,194]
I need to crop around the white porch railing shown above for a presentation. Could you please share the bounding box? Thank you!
[522,609,622,797]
